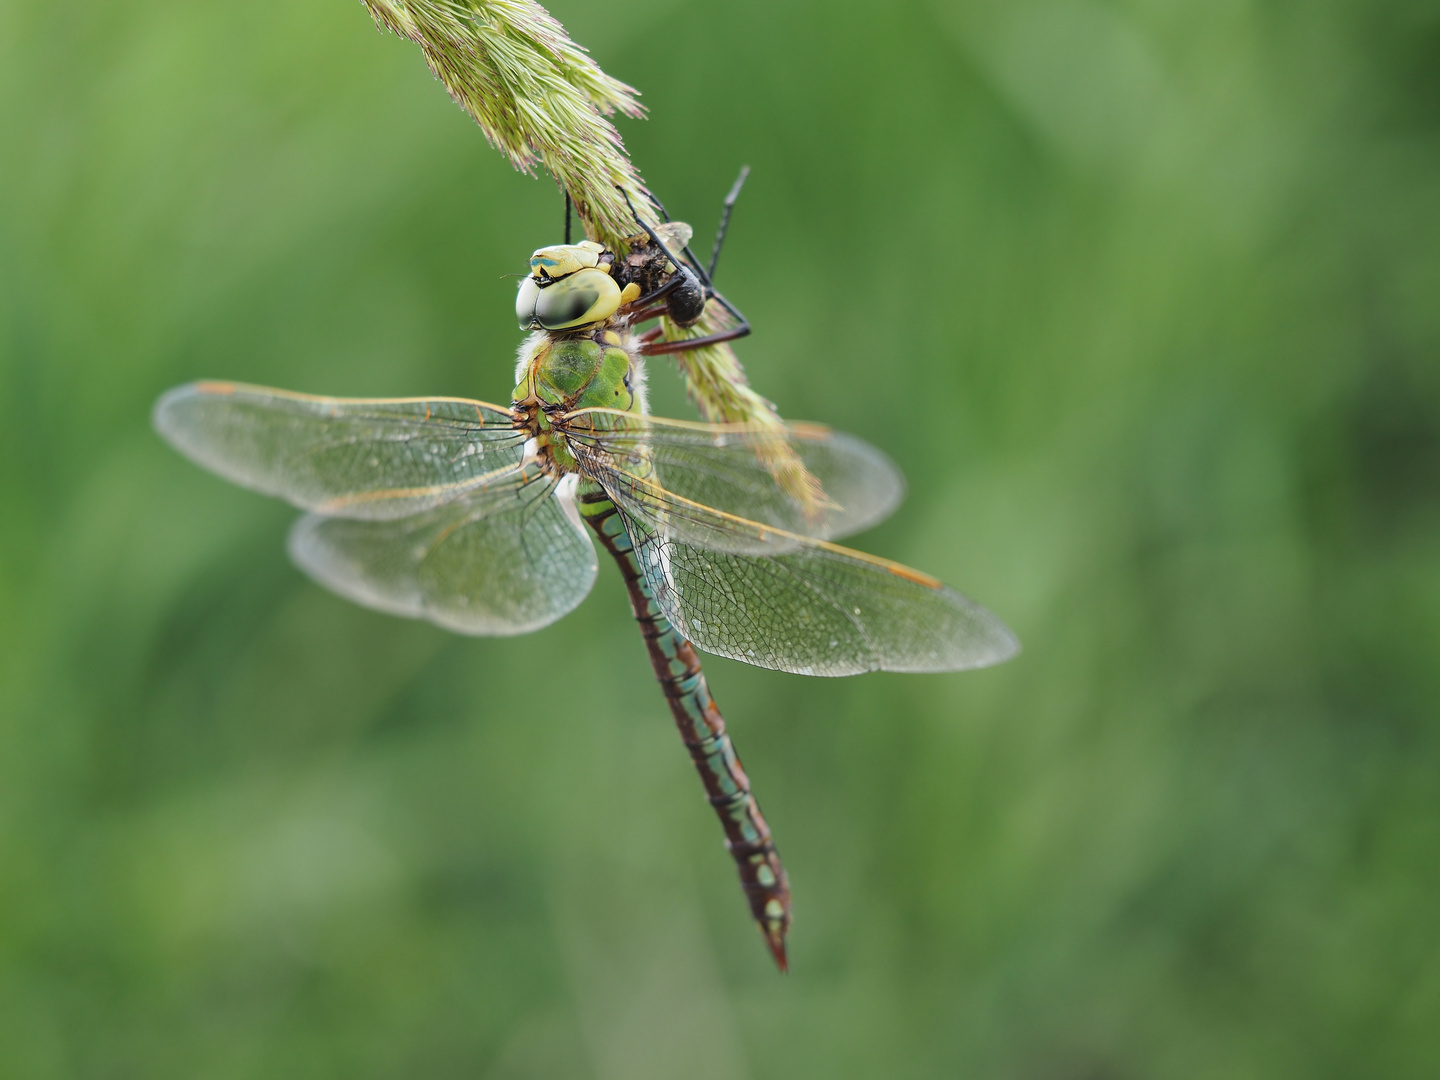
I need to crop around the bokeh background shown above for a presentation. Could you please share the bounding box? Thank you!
[4,0,1440,1076]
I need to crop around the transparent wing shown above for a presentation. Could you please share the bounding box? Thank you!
[562,409,904,551]
[154,381,526,519]
[604,491,1017,676]
[288,468,596,636]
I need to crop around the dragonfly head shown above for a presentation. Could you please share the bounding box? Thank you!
[518,241,643,332]
[528,239,605,281]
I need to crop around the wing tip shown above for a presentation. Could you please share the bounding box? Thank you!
[902,593,1021,673]
[953,597,1022,668]
[152,380,234,435]
[991,622,1022,664]
[151,385,191,444]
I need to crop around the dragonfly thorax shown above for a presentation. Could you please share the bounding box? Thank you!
[512,326,646,417]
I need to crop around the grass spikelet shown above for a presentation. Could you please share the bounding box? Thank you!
[362,0,648,248]
[361,0,798,449]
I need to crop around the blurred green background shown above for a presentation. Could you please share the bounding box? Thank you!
[3,0,1440,1076]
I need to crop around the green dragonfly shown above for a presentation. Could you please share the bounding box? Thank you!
[153,197,1018,971]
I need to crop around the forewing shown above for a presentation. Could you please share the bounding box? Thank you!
[154,381,526,519]
[611,499,1017,676]
[288,469,596,636]
[563,410,904,551]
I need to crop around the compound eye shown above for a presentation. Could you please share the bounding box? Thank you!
[533,268,622,330]
[515,276,541,328]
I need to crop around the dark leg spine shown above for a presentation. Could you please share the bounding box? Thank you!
[578,488,791,970]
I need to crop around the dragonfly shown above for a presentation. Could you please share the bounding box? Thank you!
[152,183,1018,971]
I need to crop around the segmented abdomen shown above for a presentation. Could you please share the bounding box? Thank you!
[577,485,791,970]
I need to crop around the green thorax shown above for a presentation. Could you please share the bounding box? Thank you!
[512,328,641,413]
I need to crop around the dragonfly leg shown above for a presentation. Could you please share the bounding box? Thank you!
[630,271,685,312]
[578,488,792,971]
[623,303,671,326]
[638,318,752,356]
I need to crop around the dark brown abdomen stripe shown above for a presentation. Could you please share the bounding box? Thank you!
[577,486,791,970]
